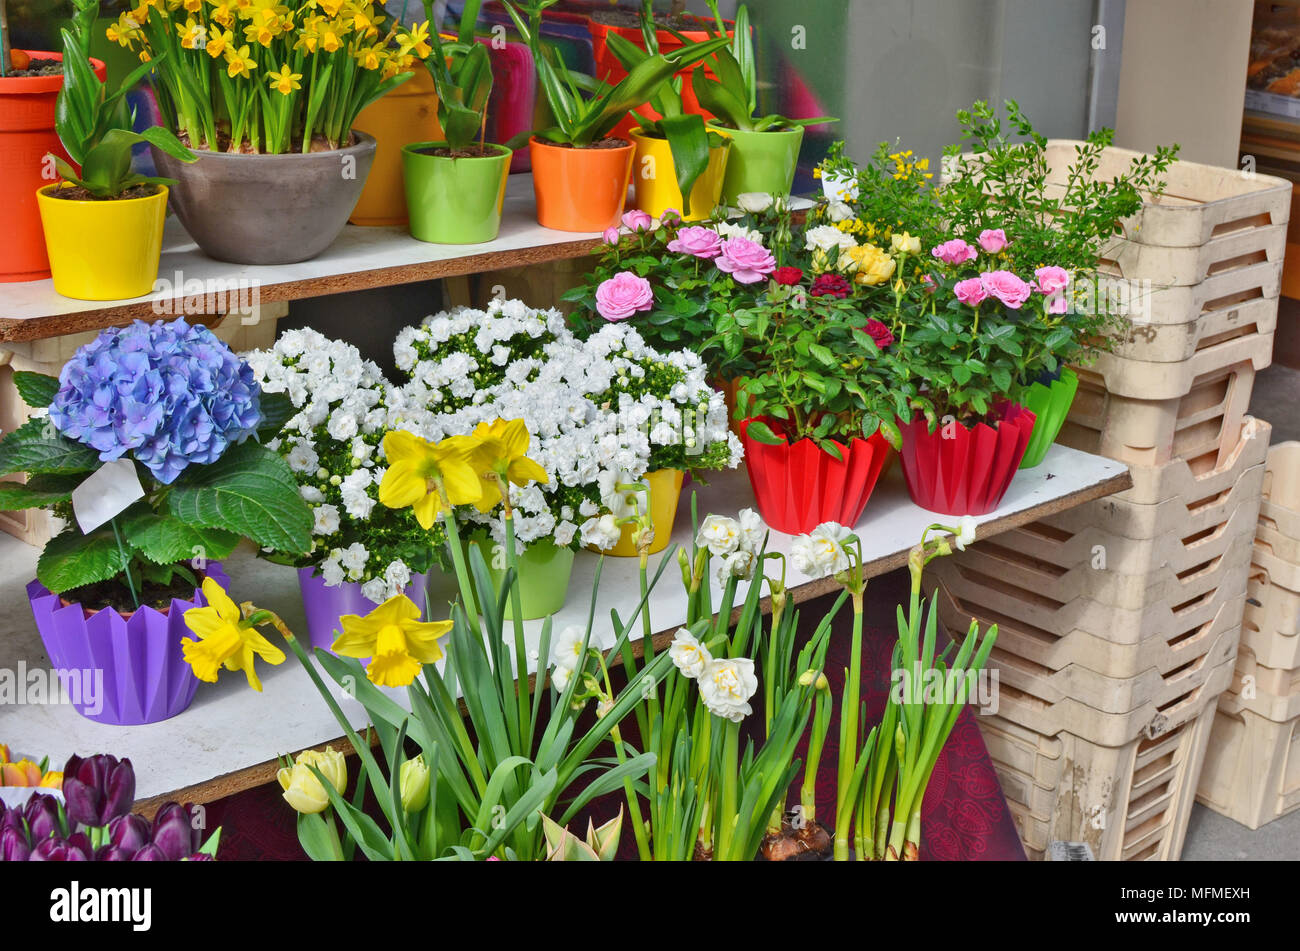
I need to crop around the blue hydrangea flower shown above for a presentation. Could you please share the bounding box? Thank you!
[49,318,263,484]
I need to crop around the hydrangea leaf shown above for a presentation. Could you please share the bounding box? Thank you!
[0,419,100,477]
[121,512,241,566]
[256,391,297,442]
[37,527,133,595]
[165,442,312,553]
[12,372,61,410]
[0,473,83,511]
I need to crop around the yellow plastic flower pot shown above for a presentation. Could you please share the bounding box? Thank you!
[36,183,168,301]
[350,69,443,226]
[589,468,685,558]
[629,129,730,221]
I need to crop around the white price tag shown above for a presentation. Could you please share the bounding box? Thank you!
[71,459,145,534]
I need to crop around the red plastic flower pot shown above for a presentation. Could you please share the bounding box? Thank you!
[741,417,892,535]
[898,404,1037,516]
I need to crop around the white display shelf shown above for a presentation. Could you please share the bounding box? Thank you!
[0,445,1128,812]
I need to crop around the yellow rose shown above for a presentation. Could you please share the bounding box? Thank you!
[399,754,430,812]
[890,231,921,255]
[277,746,347,814]
[840,244,896,286]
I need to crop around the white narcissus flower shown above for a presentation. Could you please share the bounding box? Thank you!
[715,549,756,583]
[551,664,574,692]
[954,516,977,551]
[551,624,587,671]
[698,657,758,722]
[697,514,741,557]
[735,192,774,214]
[736,508,766,552]
[669,629,712,679]
[790,522,853,578]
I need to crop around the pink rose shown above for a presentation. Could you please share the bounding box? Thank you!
[930,239,978,265]
[1034,265,1070,296]
[621,209,656,232]
[603,226,621,246]
[715,237,777,284]
[595,271,654,322]
[921,273,936,294]
[660,207,683,224]
[978,229,1009,254]
[1046,294,1068,315]
[979,270,1034,309]
[953,277,988,306]
[666,225,723,259]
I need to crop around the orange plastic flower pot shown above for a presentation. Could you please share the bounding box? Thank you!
[0,52,106,283]
[529,136,635,233]
[349,68,443,226]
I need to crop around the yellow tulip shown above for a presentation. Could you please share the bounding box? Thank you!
[378,430,488,529]
[467,418,550,514]
[399,755,430,812]
[182,577,286,692]
[39,771,63,789]
[277,747,347,814]
[332,594,451,688]
[0,760,42,786]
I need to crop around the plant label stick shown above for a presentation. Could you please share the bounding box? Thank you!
[71,458,144,533]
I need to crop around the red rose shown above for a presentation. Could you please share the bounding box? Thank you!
[863,318,895,349]
[810,273,852,299]
[772,266,804,286]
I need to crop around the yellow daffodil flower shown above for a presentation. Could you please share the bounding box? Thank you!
[182,577,285,692]
[207,0,236,27]
[277,747,347,814]
[176,16,205,49]
[396,20,432,58]
[243,18,277,46]
[378,430,487,529]
[345,0,380,38]
[205,27,234,58]
[468,418,549,513]
[267,63,302,95]
[332,594,451,688]
[314,0,346,17]
[225,43,257,79]
[319,23,343,53]
[183,0,202,11]
[354,45,384,70]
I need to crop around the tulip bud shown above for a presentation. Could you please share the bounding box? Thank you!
[399,755,430,813]
[151,803,198,861]
[0,826,30,862]
[277,747,347,815]
[108,813,152,854]
[23,794,62,844]
[62,754,135,828]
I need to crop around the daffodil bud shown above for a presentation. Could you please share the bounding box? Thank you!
[798,669,816,687]
[399,755,430,812]
[815,673,829,691]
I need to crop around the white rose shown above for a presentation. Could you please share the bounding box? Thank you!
[827,200,855,222]
[713,220,761,243]
[696,514,741,557]
[698,657,758,722]
[669,629,712,679]
[805,224,857,254]
[735,192,773,214]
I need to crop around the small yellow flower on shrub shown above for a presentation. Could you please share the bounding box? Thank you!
[332,594,452,688]
[277,747,348,815]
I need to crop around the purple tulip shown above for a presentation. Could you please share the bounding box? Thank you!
[1,827,31,862]
[30,836,89,861]
[130,843,168,861]
[107,814,152,854]
[23,794,62,843]
[62,754,135,827]
[184,853,214,862]
[150,803,199,861]
[95,845,138,861]
[0,807,25,838]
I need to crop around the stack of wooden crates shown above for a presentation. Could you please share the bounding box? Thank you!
[925,144,1293,860]
[1196,441,1300,829]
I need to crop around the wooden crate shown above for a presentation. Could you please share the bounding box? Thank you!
[1109,285,1278,364]
[1099,223,1286,288]
[1196,707,1300,830]
[1119,417,1270,505]
[1219,645,1300,723]
[1060,359,1256,468]
[1084,325,1273,400]
[1244,565,1300,669]
[981,703,1218,860]
[1043,140,1293,248]
[0,306,286,546]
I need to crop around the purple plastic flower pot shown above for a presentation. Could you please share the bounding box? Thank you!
[25,563,228,726]
[297,567,434,653]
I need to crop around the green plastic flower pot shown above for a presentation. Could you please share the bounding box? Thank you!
[709,123,804,205]
[1018,367,1079,469]
[402,142,512,244]
[468,535,576,620]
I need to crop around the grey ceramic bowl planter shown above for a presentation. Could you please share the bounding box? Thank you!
[151,132,377,265]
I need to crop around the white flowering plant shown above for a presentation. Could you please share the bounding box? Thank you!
[395,300,742,556]
[246,329,449,603]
